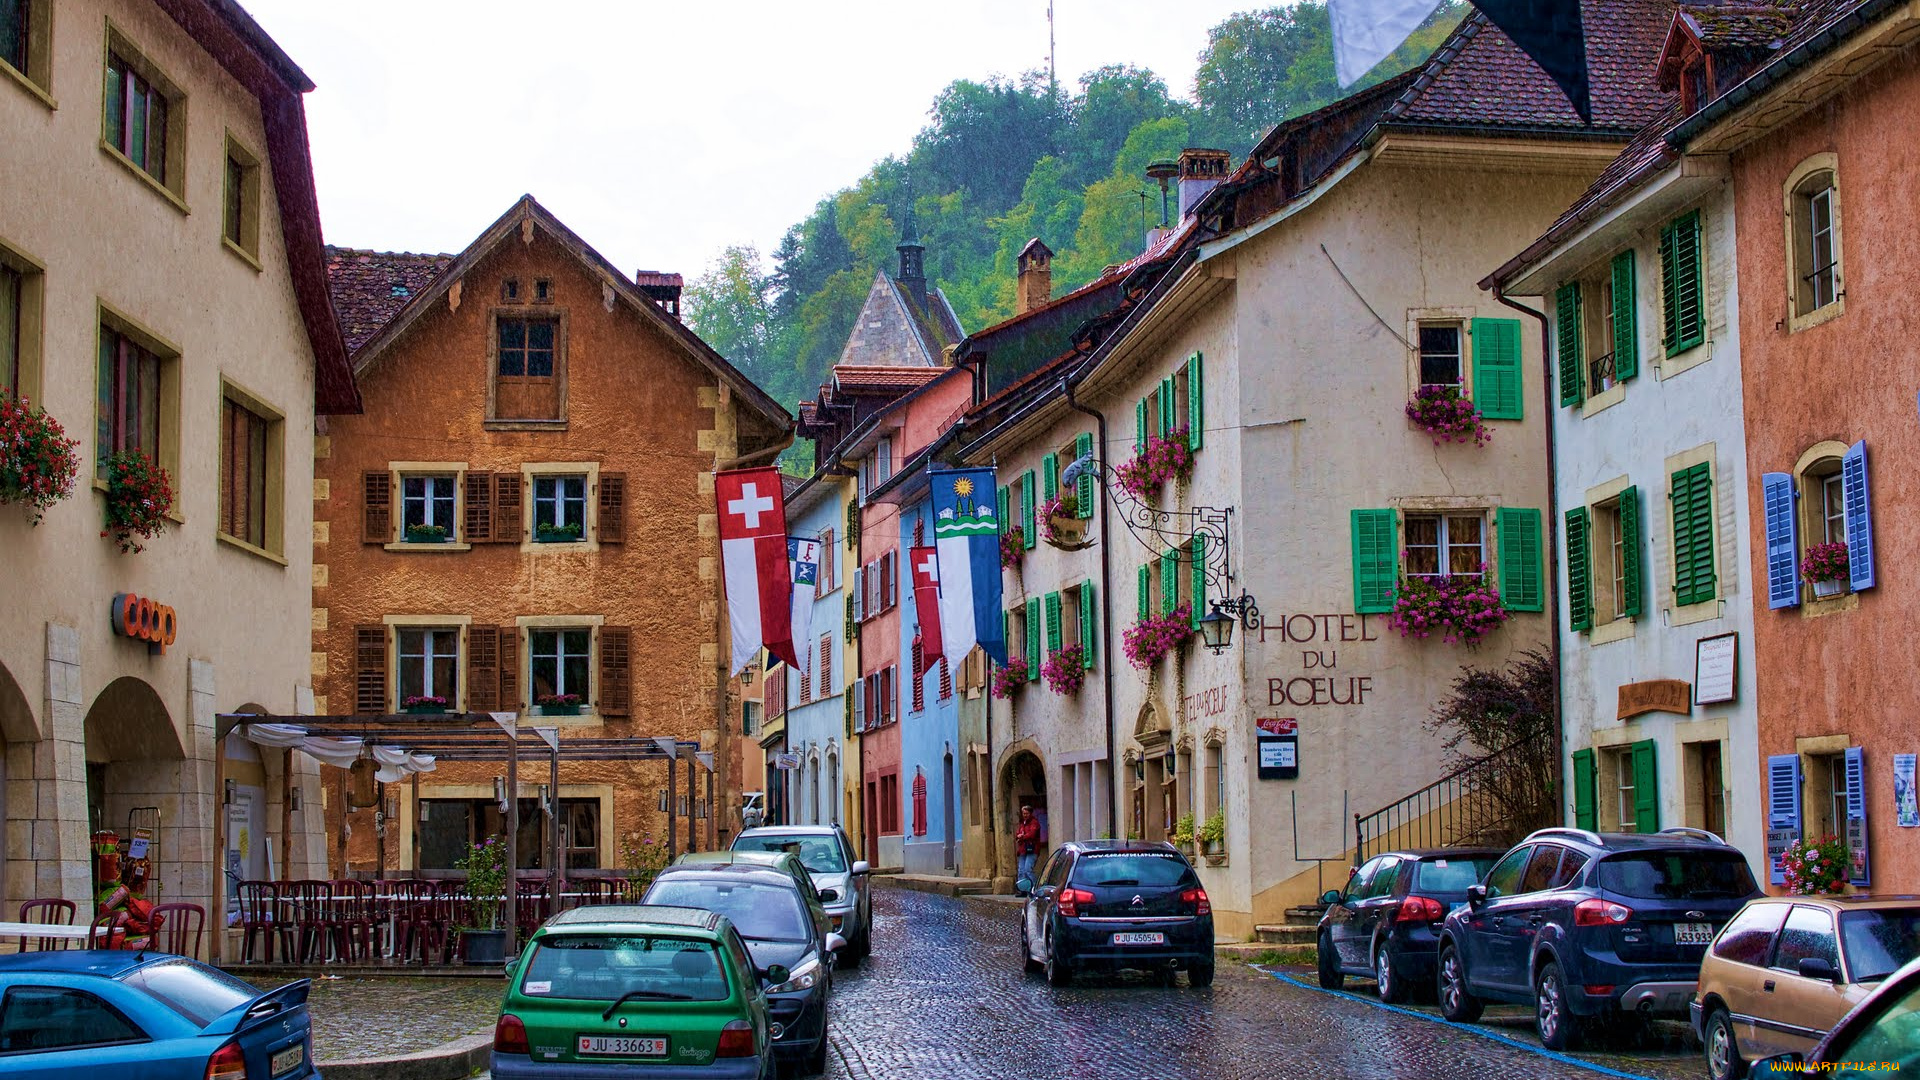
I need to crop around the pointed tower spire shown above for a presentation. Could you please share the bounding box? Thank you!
[896,184,927,309]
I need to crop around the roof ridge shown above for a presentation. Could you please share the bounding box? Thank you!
[324,245,457,260]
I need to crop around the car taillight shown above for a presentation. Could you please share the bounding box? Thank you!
[1180,887,1211,916]
[205,1041,247,1080]
[715,1020,756,1057]
[1573,899,1633,926]
[1395,895,1446,923]
[1055,888,1096,917]
[493,1013,530,1055]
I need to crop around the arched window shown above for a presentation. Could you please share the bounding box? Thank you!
[1785,154,1844,327]
[827,752,840,825]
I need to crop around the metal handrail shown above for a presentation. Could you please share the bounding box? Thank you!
[1352,738,1546,866]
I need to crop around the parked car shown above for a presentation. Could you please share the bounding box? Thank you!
[1316,847,1505,1002]
[491,905,775,1080]
[1435,827,1760,1050]
[1694,895,1920,1079]
[644,862,844,1076]
[734,825,872,965]
[0,950,315,1079]
[674,849,820,907]
[1020,839,1215,988]
[1750,954,1920,1074]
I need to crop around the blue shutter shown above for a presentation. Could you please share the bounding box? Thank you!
[1845,746,1870,886]
[1763,472,1802,609]
[1766,754,1802,886]
[1843,441,1874,592]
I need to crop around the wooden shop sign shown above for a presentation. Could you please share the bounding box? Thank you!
[1616,679,1690,721]
[111,592,178,655]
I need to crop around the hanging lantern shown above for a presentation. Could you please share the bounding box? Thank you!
[348,756,378,808]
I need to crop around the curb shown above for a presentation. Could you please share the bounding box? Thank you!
[319,1031,492,1080]
[872,874,993,898]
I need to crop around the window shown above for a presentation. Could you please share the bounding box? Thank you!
[534,278,552,303]
[818,528,836,593]
[1819,469,1846,544]
[494,314,561,421]
[1804,751,1849,840]
[397,627,459,706]
[0,985,145,1051]
[1670,461,1717,607]
[1611,749,1637,833]
[401,475,456,536]
[420,797,597,870]
[1599,502,1626,619]
[1789,166,1841,321]
[104,42,183,196]
[743,699,761,735]
[1520,845,1564,893]
[1556,251,1639,408]
[96,325,162,477]
[1,0,49,94]
[529,628,591,701]
[1771,440,1875,606]
[1773,905,1840,974]
[562,799,598,869]
[1575,488,1642,630]
[1418,323,1462,390]
[1404,513,1484,578]
[222,136,261,260]
[1482,846,1531,898]
[1207,743,1224,822]
[532,475,586,537]
[1583,741,1658,834]
[218,391,276,551]
[1713,902,1789,967]
[876,437,892,484]
[502,278,520,302]
[1,263,19,395]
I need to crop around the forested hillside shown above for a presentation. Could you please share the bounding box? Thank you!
[685,2,1464,410]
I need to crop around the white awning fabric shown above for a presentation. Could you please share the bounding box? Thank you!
[240,723,437,779]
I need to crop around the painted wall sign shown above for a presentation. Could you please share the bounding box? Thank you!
[110,592,178,654]
[1693,633,1739,705]
[1255,717,1297,736]
[1184,684,1236,719]
[1261,612,1375,708]
[1616,679,1692,720]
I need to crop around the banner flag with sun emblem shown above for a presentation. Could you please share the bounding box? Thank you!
[930,467,1006,666]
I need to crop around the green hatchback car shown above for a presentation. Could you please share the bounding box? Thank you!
[491,905,778,1080]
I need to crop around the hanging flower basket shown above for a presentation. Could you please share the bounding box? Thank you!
[1041,644,1086,695]
[1114,428,1194,502]
[405,523,450,543]
[1802,542,1849,597]
[537,693,583,716]
[1386,571,1510,645]
[1405,386,1490,447]
[1780,835,1849,895]
[0,392,81,525]
[1000,527,1025,570]
[1122,604,1193,670]
[1041,495,1088,549]
[403,695,450,714]
[100,449,174,554]
[990,655,1030,699]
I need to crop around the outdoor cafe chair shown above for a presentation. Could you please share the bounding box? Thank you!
[149,903,205,959]
[281,880,333,963]
[16,898,75,953]
[236,880,284,963]
[396,880,446,964]
[330,880,375,961]
[86,912,125,949]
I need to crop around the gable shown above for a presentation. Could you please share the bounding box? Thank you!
[838,271,940,367]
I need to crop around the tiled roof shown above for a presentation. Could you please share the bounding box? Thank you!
[833,365,948,392]
[324,247,455,354]
[1386,0,1676,133]
[890,280,966,364]
[633,271,683,288]
[1684,4,1797,48]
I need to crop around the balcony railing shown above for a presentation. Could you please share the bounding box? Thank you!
[1588,350,1616,395]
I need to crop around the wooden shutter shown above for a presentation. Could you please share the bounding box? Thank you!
[1189,534,1206,629]
[362,471,391,544]
[1661,211,1704,355]
[354,625,388,713]
[1565,507,1593,632]
[820,635,833,691]
[463,471,493,543]
[1042,453,1058,502]
[1025,597,1040,674]
[494,473,524,543]
[498,626,519,710]
[1571,748,1597,831]
[1044,592,1062,652]
[599,627,631,717]
[1631,739,1659,833]
[1555,283,1583,407]
[1159,376,1176,437]
[1671,462,1716,606]
[938,656,951,700]
[598,472,626,543]
[1470,318,1523,420]
[1160,548,1178,615]
[910,640,924,711]
[1134,398,1147,453]
[1349,508,1397,614]
[1074,432,1095,519]
[997,486,1009,537]
[852,674,865,730]
[1618,487,1643,619]
[846,500,860,546]
[1080,581,1097,670]
[1021,470,1036,549]
[1766,754,1802,885]
[1137,564,1150,621]
[467,626,500,711]
[1496,508,1543,613]
[1186,352,1204,450]
[1843,441,1874,591]
[1763,472,1801,609]
[1610,250,1638,380]
[1845,746,1870,886]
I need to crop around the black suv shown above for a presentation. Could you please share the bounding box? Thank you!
[1435,827,1760,1050]
[1317,847,1505,1003]
[1020,840,1214,987]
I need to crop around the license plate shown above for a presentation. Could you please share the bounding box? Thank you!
[270,1044,305,1076]
[1674,922,1714,945]
[1111,932,1166,946]
[577,1035,668,1057]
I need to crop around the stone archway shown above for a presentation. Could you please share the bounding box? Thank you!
[0,659,35,910]
[1130,698,1174,842]
[83,677,185,902]
[994,741,1048,889]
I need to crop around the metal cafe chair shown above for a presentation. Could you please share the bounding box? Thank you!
[16,898,76,953]
[236,880,284,963]
[149,903,205,959]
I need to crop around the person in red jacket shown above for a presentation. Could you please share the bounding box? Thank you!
[1015,805,1041,893]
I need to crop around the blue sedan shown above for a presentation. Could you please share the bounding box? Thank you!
[0,950,316,1079]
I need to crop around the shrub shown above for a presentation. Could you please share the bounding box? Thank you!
[1123,604,1193,669]
[1387,571,1510,645]
[99,449,174,553]
[1040,644,1086,695]
[1801,541,1849,584]
[1405,385,1490,446]
[0,392,81,524]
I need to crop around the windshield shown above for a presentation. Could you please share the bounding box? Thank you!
[521,935,730,1002]
[1841,910,1920,982]
[1414,856,1499,894]
[644,880,811,942]
[1070,853,1194,889]
[121,958,260,1026]
[1596,851,1756,900]
[736,834,846,874]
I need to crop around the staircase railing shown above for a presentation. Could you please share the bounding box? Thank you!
[1352,738,1556,866]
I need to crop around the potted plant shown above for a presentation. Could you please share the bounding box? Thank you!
[455,836,509,965]
[535,521,583,543]
[0,392,81,524]
[537,693,583,716]
[100,448,173,553]
[1113,427,1194,502]
[619,832,670,896]
[404,522,449,543]
[1802,542,1850,599]
[1041,494,1089,549]
[1198,810,1226,856]
[1386,570,1510,645]
[1780,835,1850,896]
[1122,603,1194,670]
[1040,644,1086,695]
[999,526,1025,570]
[1170,812,1196,855]
[1404,385,1491,446]
[403,694,449,714]
[990,655,1030,699]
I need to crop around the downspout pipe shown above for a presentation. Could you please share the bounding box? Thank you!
[1062,379,1119,836]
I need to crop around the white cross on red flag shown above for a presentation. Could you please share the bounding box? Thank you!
[716,467,797,673]
[909,545,943,677]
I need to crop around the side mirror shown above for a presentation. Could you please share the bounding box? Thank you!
[1319,889,1343,906]
[762,964,790,986]
[850,861,871,876]
[1466,885,1488,907]
[817,888,840,903]
[826,933,848,953]
[1797,957,1839,983]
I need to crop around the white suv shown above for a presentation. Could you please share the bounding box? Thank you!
[734,824,872,966]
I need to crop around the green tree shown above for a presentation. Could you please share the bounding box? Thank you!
[684,245,783,397]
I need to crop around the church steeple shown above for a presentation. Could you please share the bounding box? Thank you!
[896,198,927,309]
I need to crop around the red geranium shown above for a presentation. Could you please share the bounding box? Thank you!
[0,392,81,524]
[100,448,174,553]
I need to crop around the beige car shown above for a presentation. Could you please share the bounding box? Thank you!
[1694,895,1920,1080]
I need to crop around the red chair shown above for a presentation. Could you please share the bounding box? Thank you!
[149,903,205,959]
[87,912,125,949]
[282,880,333,963]
[515,878,549,949]
[395,880,445,965]
[330,880,374,961]
[236,881,282,963]
[16,899,76,953]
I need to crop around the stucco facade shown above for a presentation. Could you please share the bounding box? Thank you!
[776,474,856,843]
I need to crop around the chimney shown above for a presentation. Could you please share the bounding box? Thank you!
[634,271,684,319]
[896,208,928,310]
[1015,238,1053,315]
[1176,148,1232,219]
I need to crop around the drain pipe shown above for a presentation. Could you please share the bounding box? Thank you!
[1063,379,1119,836]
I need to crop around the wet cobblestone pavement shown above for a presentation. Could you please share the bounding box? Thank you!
[242,973,501,1059]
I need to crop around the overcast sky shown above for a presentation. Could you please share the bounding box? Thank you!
[241,0,1258,280]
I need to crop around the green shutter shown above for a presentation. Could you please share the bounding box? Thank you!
[1026,597,1041,673]
[1137,564,1150,621]
[1350,509,1398,614]
[997,486,1009,537]
[1160,548,1179,615]
[1631,739,1660,833]
[1074,432,1095,519]
[1611,250,1639,380]
[1496,508,1543,612]
[846,499,860,544]
[1618,486,1643,618]
[1471,318,1523,420]
[1080,580,1097,670]
[1160,376,1176,437]
[1661,211,1704,356]
[1044,592,1062,652]
[1189,534,1206,629]
[1556,283,1583,407]
[1042,453,1058,502]
[1566,506,1593,632]
[1021,470,1036,549]
[1134,398,1147,453]
[1186,352,1204,450]
[1671,462,1716,606]
[1572,749,1598,831]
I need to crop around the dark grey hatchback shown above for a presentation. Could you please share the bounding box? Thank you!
[1019,840,1214,988]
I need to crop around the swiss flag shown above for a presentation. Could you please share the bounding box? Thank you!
[909,545,943,676]
[716,468,796,673]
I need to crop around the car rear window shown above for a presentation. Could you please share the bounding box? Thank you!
[1841,909,1920,982]
[1595,850,1756,900]
[644,879,811,942]
[1413,856,1498,894]
[119,957,259,1026]
[1070,852,1194,888]
[521,935,730,1002]
[735,834,847,874]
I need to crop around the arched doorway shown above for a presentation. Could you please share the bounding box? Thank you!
[0,659,37,908]
[994,744,1047,886]
[1131,699,1174,842]
[83,677,183,902]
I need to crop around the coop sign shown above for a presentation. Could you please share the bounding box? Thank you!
[110,592,178,654]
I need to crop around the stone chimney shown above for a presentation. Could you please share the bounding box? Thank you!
[896,208,928,310]
[1015,238,1053,315]
[1176,148,1232,219]
[634,271,684,319]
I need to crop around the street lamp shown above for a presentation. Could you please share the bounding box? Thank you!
[1198,604,1235,654]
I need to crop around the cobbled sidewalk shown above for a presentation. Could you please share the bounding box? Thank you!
[242,974,502,1060]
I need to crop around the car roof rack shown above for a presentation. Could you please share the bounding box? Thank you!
[1523,827,1605,846]
[1658,826,1726,844]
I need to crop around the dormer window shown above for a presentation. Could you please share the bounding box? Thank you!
[1682,59,1709,113]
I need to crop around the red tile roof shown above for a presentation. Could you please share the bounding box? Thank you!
[324,247,455,354]
[1684,3,1798,48]
[633,271,684,288]
[832,365,948,392]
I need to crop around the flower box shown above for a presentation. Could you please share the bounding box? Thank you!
[1123,604,1193,670]
[538,695,584,716]
[1386,571,1510,645]
[1405,386,1490,446]
[404,705,449,714]
[0,392,81,525]
[1802,542,1849,598]
[1812,579,1846,599]
[1040,645,1086,695]
[1114,429,1194,502]
[100,448,174,554]
[534,523,584,544]
[403,695,449,714]
[539,703,582,716]
[404,524,450,543]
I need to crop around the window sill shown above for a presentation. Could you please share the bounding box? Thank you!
[92,478,187,525]
[217,532,288,566]
[1801,591,1859,619]
[523,539,595,553]
[1669,598,1722,628]
[484,419,568,431]
[222,237,263,273]
[1658,340,1713,381]
[383,541,473,553]
[100,141,190,216]
[0,59,55,110]
[1580,380,1626,419]
[1788,298,1845,335]
[1589,616,1636,646]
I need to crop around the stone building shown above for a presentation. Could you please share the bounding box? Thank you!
[314,196,789,875]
